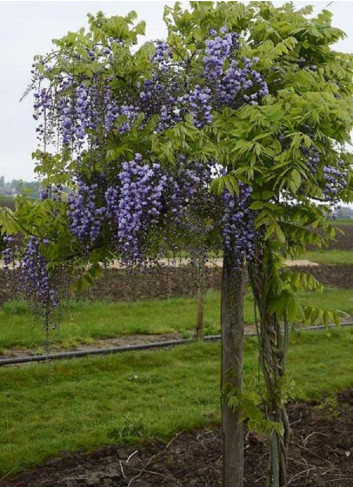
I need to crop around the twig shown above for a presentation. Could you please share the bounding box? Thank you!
[287,456,317,469]
[303,431,329,447]
[295,443,336,467]
[140,469,172,478]
[254,474,267,484]
[120,460,126,479]
[126,450,138,464]
[326,477,351,484]
[287,466,315,485]
[163,431,183,451]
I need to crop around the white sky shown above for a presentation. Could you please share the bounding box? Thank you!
[1,1,353,181]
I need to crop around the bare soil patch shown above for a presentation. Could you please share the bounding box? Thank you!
[4,390,353,487]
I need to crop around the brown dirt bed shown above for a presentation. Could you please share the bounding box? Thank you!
[2,262,353,309]
[3,390,353,487]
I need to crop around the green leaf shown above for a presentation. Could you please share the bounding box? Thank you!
[210,175,239,196]
[210,177,225,195]
[252,190,274,200]
[249,201,265,210]
[289,169,301,193]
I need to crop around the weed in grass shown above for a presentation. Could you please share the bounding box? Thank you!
[108,417,146,444]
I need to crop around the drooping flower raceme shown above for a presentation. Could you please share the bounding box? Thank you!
[2,235,59,312]
[301,145,347,216]
[67,175,106,244]
[106,155,168,264]
[203,29,268,109]
[20,236,58,309]
[222,183,257,268]
[323,162,347,202]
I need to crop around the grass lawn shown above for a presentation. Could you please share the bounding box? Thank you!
[297,287,353,316]
[334,218,353,226]
[1,327,353,476]
[0,291,227,351]
[299,249,353,265]
[1,287,353,351]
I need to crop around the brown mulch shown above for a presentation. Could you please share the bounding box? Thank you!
[3,390,353,487]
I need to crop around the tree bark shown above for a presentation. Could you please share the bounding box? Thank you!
[194,251,206,340]
[221,251,245,487]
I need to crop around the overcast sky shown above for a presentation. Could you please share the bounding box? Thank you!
[1,1,353,181]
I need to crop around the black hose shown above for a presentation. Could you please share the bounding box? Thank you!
[0,323,352,367]
[0,335,223,366]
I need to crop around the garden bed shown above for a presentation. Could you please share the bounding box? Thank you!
[4,390,353,487]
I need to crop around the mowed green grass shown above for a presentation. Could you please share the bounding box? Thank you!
[1,327,353,476]
[297,287,353,316]
[0,288,349,351]
[0,293,224,351]
[0,291,254,350]
[299,249,353,265]
[1,287,353,351]
[334,218,353,226]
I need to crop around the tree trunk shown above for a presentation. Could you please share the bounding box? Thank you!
[248,255,290,487]
[167,258,172,299]
[194,251,206,340]
[221,251,245,487]
[259,312,289,487]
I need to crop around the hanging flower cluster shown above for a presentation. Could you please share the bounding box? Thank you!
[67,174,106,244]
[323,162,347,202]
[222,183,257,268]
[2,234,61,321]
[106,155,168,264]
[301,145,348,216]
[203,29,268,109]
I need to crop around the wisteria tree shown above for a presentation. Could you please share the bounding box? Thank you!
[2,2,353,486]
